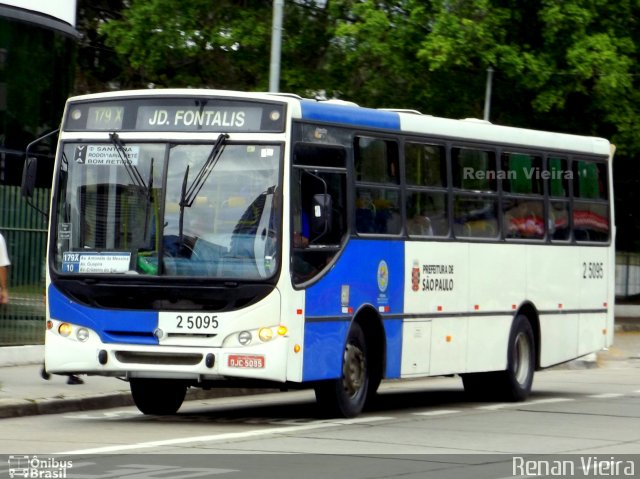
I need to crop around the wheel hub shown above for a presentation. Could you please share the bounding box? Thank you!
[343,343,365,397]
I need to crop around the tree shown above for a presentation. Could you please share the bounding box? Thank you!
[75,0,127,93]
[98,0,276,90]
[417,0,640,154]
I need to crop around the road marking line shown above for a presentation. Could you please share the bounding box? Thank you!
[477,397,574,410]
[57,416,393,455]
[63,411,139,420]
[587,393,624,399]
[412,410,460,416]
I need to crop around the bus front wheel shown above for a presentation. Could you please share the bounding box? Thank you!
[130,378,187,415]
[314,322,369,418]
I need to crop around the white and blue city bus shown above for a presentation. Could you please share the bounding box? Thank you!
[25,89,614,417]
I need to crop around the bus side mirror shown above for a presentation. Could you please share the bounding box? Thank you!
[311,193,332,236]
[21,156,38,198]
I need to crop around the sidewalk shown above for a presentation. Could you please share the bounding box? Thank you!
[1,323,638,419]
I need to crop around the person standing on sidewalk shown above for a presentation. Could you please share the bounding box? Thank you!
[0,232,10,305]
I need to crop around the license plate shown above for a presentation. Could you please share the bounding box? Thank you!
[158,312,219,334]
[228,354,265,369]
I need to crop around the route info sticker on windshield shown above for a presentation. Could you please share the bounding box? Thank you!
[62,252,131,274]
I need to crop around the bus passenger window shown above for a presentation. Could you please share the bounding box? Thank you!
[573,202,609,242]
[356,188,401,234]
[572,160,609,242]
[452,147,496,191]
[548,157,569,197]
[406,192,448,237]
[548,157,570,242]
[502,199,544,239]
[355,137,399,184]
[453,195,498,239]
[354,136,401,235]
[549,201,570,241]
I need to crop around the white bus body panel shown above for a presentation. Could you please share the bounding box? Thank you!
[402,241,611,376]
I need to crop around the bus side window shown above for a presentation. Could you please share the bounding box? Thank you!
[451,147,498,239]
[548,157,570,242]
[354,136,401,235]
[405,142,448,237]
[572,159,609,242]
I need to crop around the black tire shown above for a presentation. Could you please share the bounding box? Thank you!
[496,314,535,401]
[315,322,369,418]
[40,364,51,380]
[462,314,535,401]
[130,378,187,415]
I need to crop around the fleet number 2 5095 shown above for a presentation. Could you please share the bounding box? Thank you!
[583,261,604,279]
[176,315,219,330]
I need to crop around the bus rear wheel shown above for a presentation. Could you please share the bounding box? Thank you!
[462,314,535,401]
[497,314,535,401]
[130,378,187,415]
[315,322,369,418]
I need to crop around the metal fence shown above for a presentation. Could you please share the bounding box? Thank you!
[0,185,49,345]
[616,251,640,300]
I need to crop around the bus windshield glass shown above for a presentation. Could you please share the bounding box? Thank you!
[53,141,281,280]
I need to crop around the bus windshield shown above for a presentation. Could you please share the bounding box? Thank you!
[53,141,281,280]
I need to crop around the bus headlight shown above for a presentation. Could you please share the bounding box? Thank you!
[58,323,72,337]
[258,327,273,342]
[76,328,90,342]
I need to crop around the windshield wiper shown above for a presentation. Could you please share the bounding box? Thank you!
[178,164,190,248]
[109,132,147,189]
[181,133,229,208]
[177,133,229,244]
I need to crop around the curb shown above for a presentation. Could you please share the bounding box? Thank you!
[0,393,133,419]
[614,317,640,332]
[0,387,274,420]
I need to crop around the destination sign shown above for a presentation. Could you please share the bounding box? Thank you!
[64,97,286,133]
[136,106,262,131]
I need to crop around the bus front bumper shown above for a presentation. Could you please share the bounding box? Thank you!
[43,322,290,383]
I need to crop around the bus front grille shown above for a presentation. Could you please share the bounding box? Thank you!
[115,351,203,366]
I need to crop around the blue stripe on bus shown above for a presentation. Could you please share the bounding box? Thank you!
[302,240,404,381]
[301,101,401,130]
[383,319,402,379]
[48,285,159,345]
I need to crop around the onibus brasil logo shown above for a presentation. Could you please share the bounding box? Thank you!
[8,456,72,478]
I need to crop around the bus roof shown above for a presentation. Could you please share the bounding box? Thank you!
[66,89,611,157]
[299,99,611,157]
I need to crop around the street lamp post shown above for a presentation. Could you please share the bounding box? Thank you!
[269,0,284,92]
[483,67,494,121]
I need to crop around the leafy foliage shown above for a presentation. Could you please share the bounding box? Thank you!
[76,0,640,249]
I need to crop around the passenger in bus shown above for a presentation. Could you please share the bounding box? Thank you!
[292,206,325,282]
[293,206,310,248]
[355,194,375,233]
[407,211,434,236]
